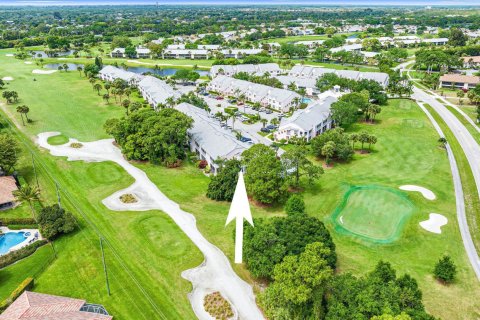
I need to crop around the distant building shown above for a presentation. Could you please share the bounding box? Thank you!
[208,75,301,112]
[220,49,263,59]
[463,56,480,68]
[136,47,151,59]
[439,74,480,90]
[98,66,143,86]
[0,175,18,210]
[162,49,210,59]
[288,65,390,88]
[210,63,281,78]
[138,76,181,109]
[175,103,250,174]
[110,48,125,58]
[0,291,112,320]
[274,95,338,142]
[330,44,363,53]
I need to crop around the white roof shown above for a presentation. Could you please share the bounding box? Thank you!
[164,49,209,55]
[99,65,143,83]
[221,49,263,55]
[279,96,337,131]
[288,65,389,86]
[138,76,180,105]
[167,44,186,50]
[111,48,125,53]
[136,47,151,54]
[175,102,250,160]
[197,44,221,50]
[330,44,363,53]
[210,63,281,76]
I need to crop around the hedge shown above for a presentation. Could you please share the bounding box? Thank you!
[0,217,36,226]
[0,277,34,312]
[0,240,47,269]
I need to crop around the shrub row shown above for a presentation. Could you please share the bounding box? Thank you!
[0,277,34,312]
[0,240,47,269]
[0,217,36,226]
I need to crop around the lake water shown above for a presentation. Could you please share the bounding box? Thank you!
[32,50,75,58]
[44,63,209,76]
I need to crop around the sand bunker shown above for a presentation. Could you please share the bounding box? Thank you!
[1,77,13,81]
[399,185,436,200]
[420,213,448,234]
[32,69,57,75]
[5,54,14,57]
[24,61,33,65]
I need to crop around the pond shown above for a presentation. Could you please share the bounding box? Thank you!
[0,231,27,255]
[31,50,75,58]
[44,63,209,76]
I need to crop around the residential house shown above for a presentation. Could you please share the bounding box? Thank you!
[136,47,151,59]
[162,49,210,59]
[137,76,181,108]
[330,44,363,53]
[110,48,125,58]
[221,49,263,59]
[463,56,480,68]
[295,40,325,49]
[439,74,480,90]
[98,66,143,86]
[175,103,250,174]
[0,291,112,320]
[0,175,18,210]
[208,75,301,112]
[274,95,337,142]
[288,65,390,88]
[209,63,282,78]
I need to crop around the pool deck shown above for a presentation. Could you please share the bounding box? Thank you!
[0,227,43,256]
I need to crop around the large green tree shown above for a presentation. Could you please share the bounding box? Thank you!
[282,144,323,188]
[242,144,287,204]
[104,108,193,167]
[0,133,20,173]
[38,204,76,239]
[206,159,241,201]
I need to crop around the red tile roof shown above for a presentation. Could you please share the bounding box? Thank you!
[0,292,112,320]
[439,74,480,85]
[0,176,17,205]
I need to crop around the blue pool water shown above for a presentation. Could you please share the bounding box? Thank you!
[302,98,312,103]
[0,232,26,255]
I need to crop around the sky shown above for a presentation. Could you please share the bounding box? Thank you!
[1,0,480,6]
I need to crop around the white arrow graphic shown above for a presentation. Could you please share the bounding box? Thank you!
[226,171,254,264]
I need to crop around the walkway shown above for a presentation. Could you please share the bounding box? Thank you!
[37,132,264,320]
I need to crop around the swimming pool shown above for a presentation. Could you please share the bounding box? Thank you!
[302,98,312,103]
[0,232,27,255]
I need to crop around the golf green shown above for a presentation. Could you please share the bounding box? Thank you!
[332,185,416,243]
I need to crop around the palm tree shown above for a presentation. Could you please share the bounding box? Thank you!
[270,118,280,126]
[89,78,96,88]
[321,141,335,165]
[122,99,131,115]
[166,96,176,108]
[368,135,377,151]
[124,88,132,99]
[13,185,40,220]
[359,131,370,152]
[438,137,447,148]
[260,118,268,128]
[77,66,83,77]
[16,105,29,125]
[103,93,110,104]
[62,63,69,72]
[104,82,111,94]
[93,83,102,95]
[350,133,359,149]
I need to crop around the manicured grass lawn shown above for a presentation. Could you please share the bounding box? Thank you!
[47,134,69,145]
[1,49,203,319]
[265,35,331,44]
[0,245,55,301]
[332,185,415,242]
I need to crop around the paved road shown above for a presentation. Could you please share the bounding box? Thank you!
[412,87,480,280]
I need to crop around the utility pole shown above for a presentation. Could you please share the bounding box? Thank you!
[100,237,111,296]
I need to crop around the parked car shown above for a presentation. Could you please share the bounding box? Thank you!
[265,110,273,114]
[240,137,252,142]
[266,125,277,130]
[216,96,224,100]
[238,102,244,106]
[261,127,271,133]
